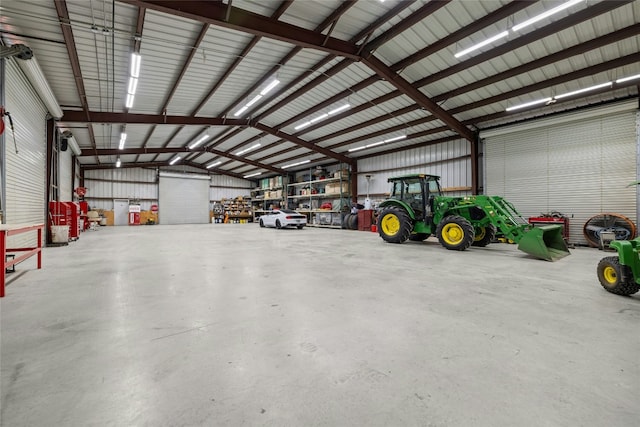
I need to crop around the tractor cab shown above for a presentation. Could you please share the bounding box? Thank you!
[388,174,442,220]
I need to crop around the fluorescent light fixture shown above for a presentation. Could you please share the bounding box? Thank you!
[234,106,249,117]
[310,113,329,124]
[616,74,640,84]
[15,54,63,118]
[282,159,311,169]
[512,0,584,32]
[348,134,407,152]
[243,172,262,178]
[328,104,350,115]
[384,135,407,143]
[294,121,312,130]
[348,146,367,152]
[294,104,351,130]
[116,158,121,168]
[127,77,138,95]
[119,133,127,150]
[130,53,142,77]
[260,79,280,96]
[454,31,509,58]
[67,135,81,156]
[188,133,210,149]
[236,143,261,156]
[505,97,553,111]
[246,94,262,107]
[125,94,134,108]
[169,156,181,165]
[554,82,612,99]
[206,161,222,169]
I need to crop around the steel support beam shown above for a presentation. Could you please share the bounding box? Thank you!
[362,55,474,141]
[120,0,360,59]
[61,111,249,126]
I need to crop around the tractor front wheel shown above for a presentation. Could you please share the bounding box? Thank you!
[378,207,413,244]
[597,257,640,296]
[472,225,496,247]
[436,215,475,251]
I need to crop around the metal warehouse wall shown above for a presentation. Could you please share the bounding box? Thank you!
[482,100,638,246]
[59,149,73,201]
[83,168,157,210]
[210,175,252,203]
[355,138,472,205]
[83,169,253,212]
[3,59,47,248]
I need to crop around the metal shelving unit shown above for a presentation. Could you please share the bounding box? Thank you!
[287,172,350,228]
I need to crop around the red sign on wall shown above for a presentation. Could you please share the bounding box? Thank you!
[150,204,158,212]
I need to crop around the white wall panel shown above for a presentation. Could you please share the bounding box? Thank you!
[4,59,47,248]
[356,139,472,205]
[483,103,637,245]
[210,175,252,204]
[59,149,73,201]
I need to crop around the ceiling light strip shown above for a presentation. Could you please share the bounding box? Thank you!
[169,156,181,165]
[188,133,210,149]
[244,172,262,178]
[294,104,351,130]
[236,143,261,156]
[348,135,406,152]
[207,161,222,169]
[512,0,585,32]
[454,31,509,58]
[282,159,311,169]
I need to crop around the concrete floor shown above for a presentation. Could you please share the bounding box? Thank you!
[1,224,638,426]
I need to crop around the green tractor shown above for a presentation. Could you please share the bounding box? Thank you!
[376,174,570,261]
[596,239,640,296]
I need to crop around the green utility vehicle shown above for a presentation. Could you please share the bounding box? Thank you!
[376,174,570,261]
[596,239,640,296]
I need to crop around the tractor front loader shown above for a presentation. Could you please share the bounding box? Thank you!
[377,174,570,261]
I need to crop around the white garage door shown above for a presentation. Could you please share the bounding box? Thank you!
[482,101,638,246]
[3,59,48,248]
[159,172,210,224]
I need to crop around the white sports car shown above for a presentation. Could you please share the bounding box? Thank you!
[259,209,307,229]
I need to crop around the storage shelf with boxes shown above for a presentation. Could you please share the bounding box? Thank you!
[287,167,350,228]
[251,175,288,221]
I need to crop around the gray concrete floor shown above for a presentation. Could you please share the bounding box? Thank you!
[1,224,639,426]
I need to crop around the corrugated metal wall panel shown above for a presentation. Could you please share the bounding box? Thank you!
[4,59,47,248]
[356,139,472,205]
[483,105,637,245]
[210,175,253,203]
[59,150,73,201]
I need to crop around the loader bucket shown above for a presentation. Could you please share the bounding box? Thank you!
[517,225,570,261]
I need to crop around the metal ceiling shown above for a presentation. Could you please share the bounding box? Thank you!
[1,0,638,178]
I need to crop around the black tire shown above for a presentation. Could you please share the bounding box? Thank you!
[349,213,358,230]
[342,213,351,229]
[472,225,496,247]
[276,219,282,229]
[436,215,475,251]
[597,256,640,296]
[297,225,304,229]
[259,219,265,228]
[409,233,430,241]
[378,207,413,244]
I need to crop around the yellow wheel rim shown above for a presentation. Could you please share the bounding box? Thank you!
[603,266,617,284]
[442,223,464,245]
[475,227,486,241]
[381,214,400,236]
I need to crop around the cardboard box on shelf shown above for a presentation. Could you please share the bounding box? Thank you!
[325,182,349,195]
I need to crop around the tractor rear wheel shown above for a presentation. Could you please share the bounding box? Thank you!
[409,233,430,241]
[597,256,640,296]
[472,225,496,247]
[378,207,413,244]
[436,215,475,251]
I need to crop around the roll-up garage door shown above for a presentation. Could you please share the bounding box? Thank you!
[482,101,638,246]
[158,172,210,224]
[3,59,47,248]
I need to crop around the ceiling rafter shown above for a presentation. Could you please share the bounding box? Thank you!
[54,0,99,163]
[119,0,361,59]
